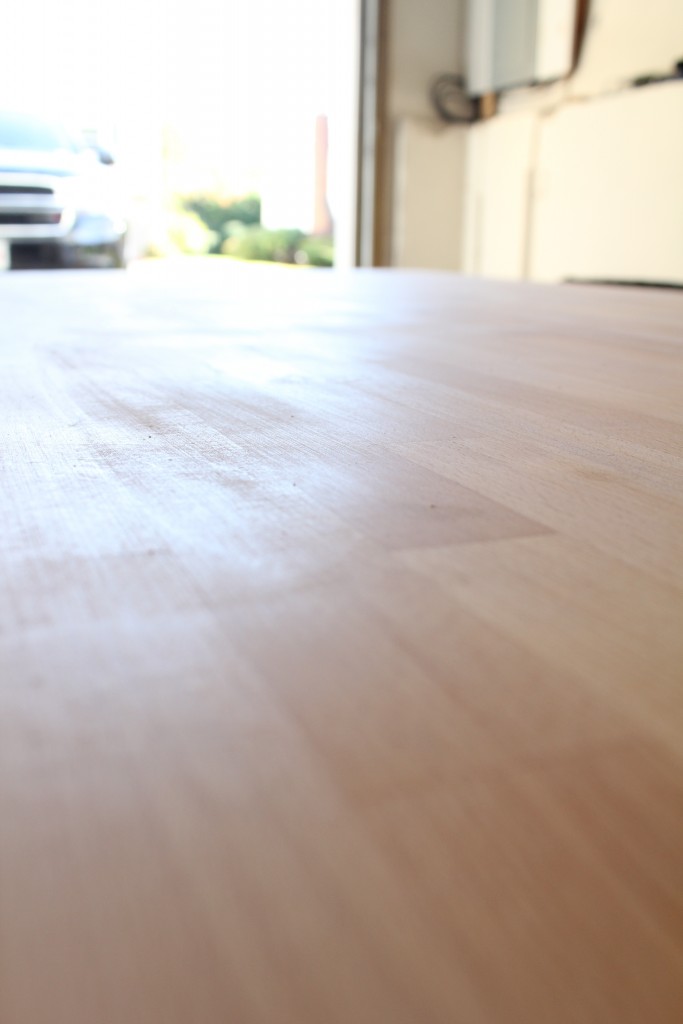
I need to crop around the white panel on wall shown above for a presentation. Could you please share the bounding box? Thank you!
[462,112,537,278]
[530,81,683,284]
[493,0,539,90]
[392,119,467,270]
[466,0,495,95]
[536,0,576,81]
[570,0,683,95]
[467,0,577,93]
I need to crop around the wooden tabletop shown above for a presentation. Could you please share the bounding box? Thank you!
[1,261,682,1024]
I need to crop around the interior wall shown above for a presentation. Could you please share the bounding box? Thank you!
[377,0,467,269]
[461,111,537,278]
[368,0,683,280]
[530,82,683,283]
[462,0,683,283]
[385,0,465,120]
[568,0,683,95]
[393,118,466,270]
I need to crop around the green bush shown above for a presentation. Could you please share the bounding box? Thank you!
[181,194,261,253]
[294,235,334,267]
[162,192,335,265]
[222,226,306,264]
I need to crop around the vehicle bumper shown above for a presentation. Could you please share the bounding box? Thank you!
[0,172,126,253]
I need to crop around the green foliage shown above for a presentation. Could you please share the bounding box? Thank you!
[164,192,335,265]
[294,235,334,267]
[222,195,261,226]
[181,193,261,253]
[222,226,307,264]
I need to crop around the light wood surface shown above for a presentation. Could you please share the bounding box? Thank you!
[1,260,682,1023]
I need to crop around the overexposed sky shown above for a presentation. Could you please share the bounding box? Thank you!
[1,0,338,208]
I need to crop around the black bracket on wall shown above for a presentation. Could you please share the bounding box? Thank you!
[429,74,477,124]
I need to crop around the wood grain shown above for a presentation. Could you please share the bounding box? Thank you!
[1,261,682,1023]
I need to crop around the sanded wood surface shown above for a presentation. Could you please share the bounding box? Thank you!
[1,260,682,1023]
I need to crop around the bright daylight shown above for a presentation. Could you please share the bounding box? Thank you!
[1,0,346,268]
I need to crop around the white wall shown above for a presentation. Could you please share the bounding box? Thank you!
[379,0,467,269]
[570,0,683,95]
[462,111,536,277]
[393,119,467,270]
[462,0,683,283]
[530,83,683,283]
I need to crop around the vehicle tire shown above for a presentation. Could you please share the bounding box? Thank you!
[55,244,80,269]
[106,239,127,269]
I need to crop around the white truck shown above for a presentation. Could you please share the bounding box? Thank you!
[0,110,127,269]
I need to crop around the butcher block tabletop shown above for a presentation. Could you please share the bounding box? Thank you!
[1,260,682,1024]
